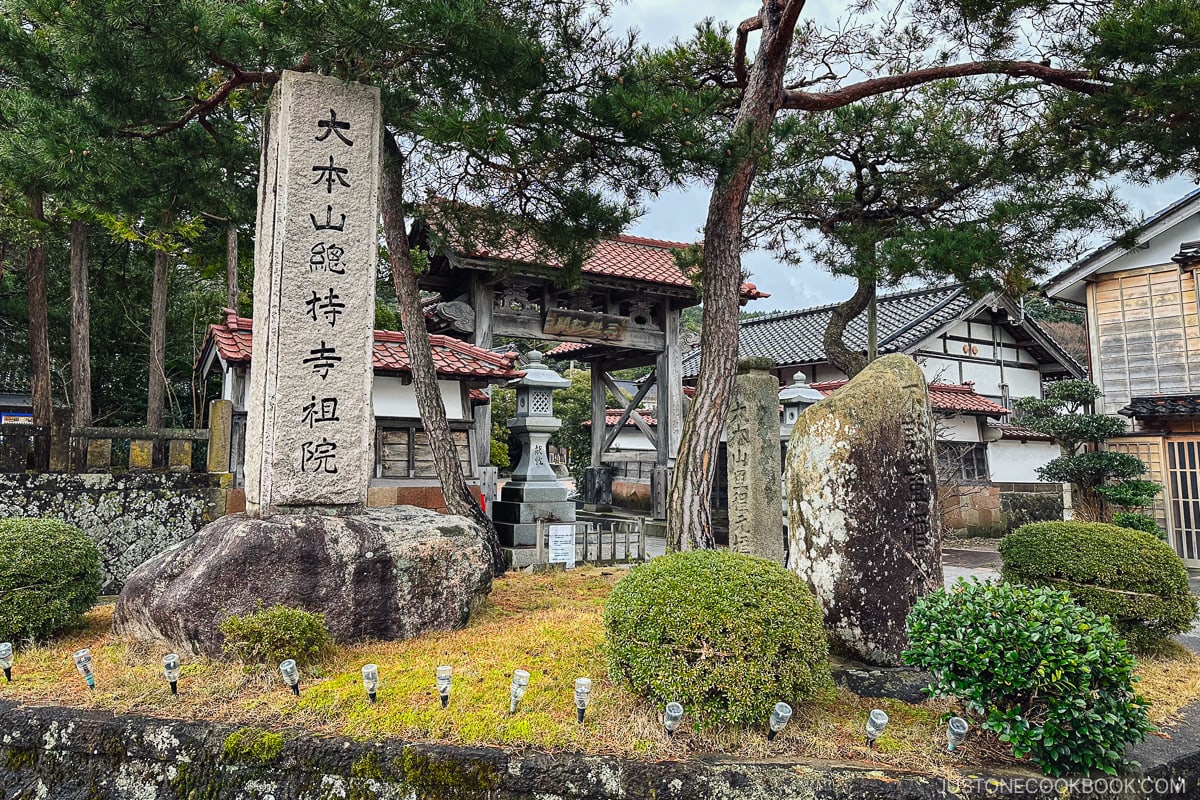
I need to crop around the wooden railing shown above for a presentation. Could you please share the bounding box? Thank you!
[0,400,235,475]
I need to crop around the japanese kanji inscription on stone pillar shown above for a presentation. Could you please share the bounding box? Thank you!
[245,71,381,515]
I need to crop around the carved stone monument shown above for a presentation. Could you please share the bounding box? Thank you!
[493,351,575,550]
[114,72,493,652]
[726,357,784,564]
[785,354,942,666]
[245,71,380,514]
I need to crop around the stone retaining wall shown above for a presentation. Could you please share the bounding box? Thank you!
[940,483,1063,537]
[0,472,231,594]
[1,701,1197,800]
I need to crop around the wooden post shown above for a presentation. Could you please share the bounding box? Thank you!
[590,360,606,469]
[85,439,111,472]
[168,440,193,472]
[470,275,494,471]
[129,439,155,470]
[652,305,683,520]
[49,409,72,472]
[207,399,234,474]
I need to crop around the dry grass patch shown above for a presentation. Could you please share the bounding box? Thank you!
[0,567,1196,776]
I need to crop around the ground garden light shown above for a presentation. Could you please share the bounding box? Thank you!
[0,642,11,682]
[73,649,94,690]
[362,664,379,704]
[865,709,888,747]
[768,702,793,741]
[947,716,970,751]
[663,702,684,736]
[162,654,181,695]
[436,665,452,708]
[509,669,530,714]
[279,659,300,696]
[574,678,592,723]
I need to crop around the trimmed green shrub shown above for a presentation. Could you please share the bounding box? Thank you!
[1000,521,1197,651]
[218,604,334,667]
[1112,511,1164,539]
[905,579,1151,776]
[603,550,830,728]
[0,517,101,642]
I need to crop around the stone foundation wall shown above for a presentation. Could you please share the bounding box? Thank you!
[1,701,1195,799]
[940,482,1063,537]
[0,472,231,594]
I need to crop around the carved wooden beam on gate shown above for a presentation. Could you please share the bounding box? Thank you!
[600,371,658,452]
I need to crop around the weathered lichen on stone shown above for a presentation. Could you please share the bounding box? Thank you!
[0,472,227,594]
[785,354,942,666]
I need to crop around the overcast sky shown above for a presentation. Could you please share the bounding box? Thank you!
[604,2,1198,312]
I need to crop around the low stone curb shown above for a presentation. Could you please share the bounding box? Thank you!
[1,700,1197,799]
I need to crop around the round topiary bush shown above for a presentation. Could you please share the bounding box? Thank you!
[0,517,102,642]
[905,578,1150,777]
[603,550,830,728]
[999,521,1197,652]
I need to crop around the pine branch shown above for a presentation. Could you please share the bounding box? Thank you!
[117,54,312,139]
[782,61,1107,111]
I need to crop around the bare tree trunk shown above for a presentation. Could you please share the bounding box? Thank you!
[866,277,878,363]
[69,219,92,468]
[824,276,874,379]
[667,0,804,550]
[226,223,238,311]
[27,190,52,470]
[146,248,169,429]
[380,132,506,576]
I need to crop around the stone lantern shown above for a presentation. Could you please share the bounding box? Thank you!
[779,372,825,428]
[493,351,576,551]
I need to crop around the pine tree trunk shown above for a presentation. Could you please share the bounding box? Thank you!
[146,248,169,429]
[866,278,878,363]
[667,1,804,550]
[26,190,52,470]
[226,223,238,311]
[379,132,506,576]
[69,219,92,469]
[824,276,874,379]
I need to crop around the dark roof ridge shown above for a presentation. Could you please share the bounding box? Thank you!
[739,281,963,326]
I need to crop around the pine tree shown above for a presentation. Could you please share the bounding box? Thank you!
[746,81,1126,378]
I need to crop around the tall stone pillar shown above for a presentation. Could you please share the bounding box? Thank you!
[726,357,784,564]
[493,352,575,549]
[244,71,381,516]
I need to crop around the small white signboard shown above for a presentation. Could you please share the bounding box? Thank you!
[547,523,577,569]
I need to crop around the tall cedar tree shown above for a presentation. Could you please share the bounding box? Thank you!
[6,0,683,573]
[617,0,1200,549]
[746,81,1127,378]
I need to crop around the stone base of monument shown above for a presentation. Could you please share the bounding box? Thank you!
[492,480,576,548]
[113,506,493,657]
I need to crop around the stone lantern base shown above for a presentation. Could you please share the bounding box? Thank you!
[492,479,576,548]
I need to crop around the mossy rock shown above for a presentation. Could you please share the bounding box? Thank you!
[221,727,285,766]
[785,354,941,665]
[1000,521,1198,651]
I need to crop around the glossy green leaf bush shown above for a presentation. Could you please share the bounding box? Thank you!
[604,550,830,727]
[905,579,1150,776]
[219,604,334,668]
[0,517,101,642]
[1000,521,1196,651]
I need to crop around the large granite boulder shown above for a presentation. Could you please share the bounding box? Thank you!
[114,506,492,656]
[785,354,942,666]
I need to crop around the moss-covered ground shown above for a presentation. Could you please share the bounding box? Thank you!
[0,568,1197,777]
